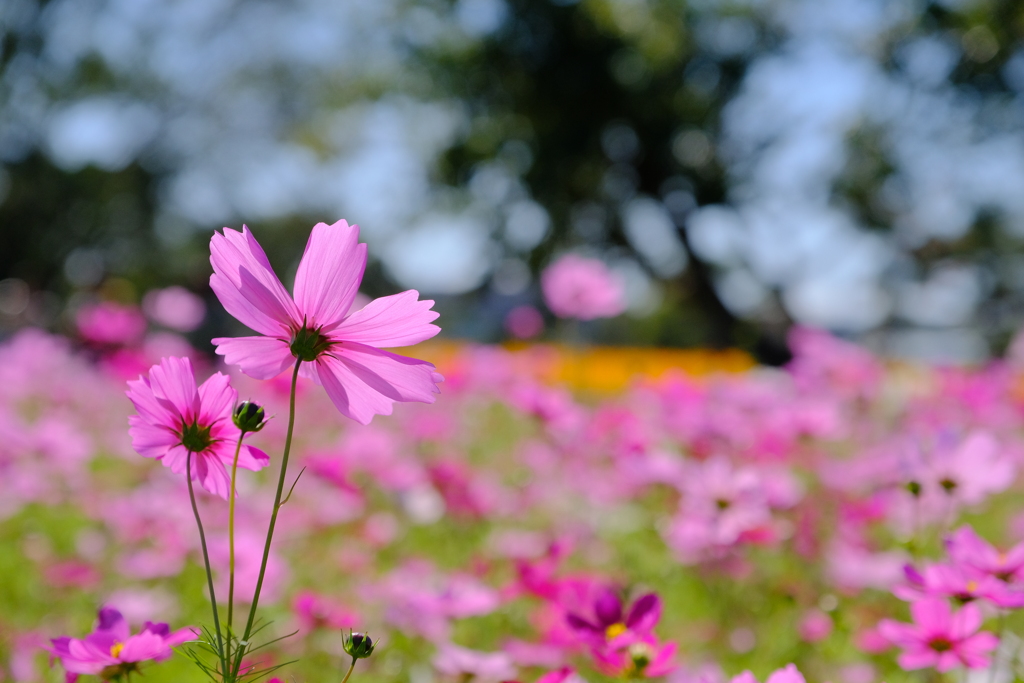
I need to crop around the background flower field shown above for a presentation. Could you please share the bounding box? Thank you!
[5,319,1024,683]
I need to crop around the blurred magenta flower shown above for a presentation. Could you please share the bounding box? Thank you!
[895,561,1024,608]
[540,254,626,320]
[878,597,998,672]
[76,302,147,346]
[143,286,206,332]
[946,525,1024,583]
[48,607,193,680]
[505,305,544,339]
[210,221,443,424]
[126,356,269,498]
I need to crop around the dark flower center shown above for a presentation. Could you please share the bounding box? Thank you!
[929,637,954,652]
[940,478,958,493]
[290,326,333,362]
[180,420,214,453]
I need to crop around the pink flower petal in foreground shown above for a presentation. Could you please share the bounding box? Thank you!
[210,221,443,424]
[126,356,270,498]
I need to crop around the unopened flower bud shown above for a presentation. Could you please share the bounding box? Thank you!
[233,401,267,433]
[343,631,375,659]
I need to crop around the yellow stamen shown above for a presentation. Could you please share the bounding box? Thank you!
[110,642,124,658]
[966,580,978,592]
[606,622,627,639]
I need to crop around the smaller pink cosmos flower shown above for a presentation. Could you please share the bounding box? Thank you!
[540,254,626,320]
[126,356,269,498]
[878,597,999,672]
[49,607,193,680]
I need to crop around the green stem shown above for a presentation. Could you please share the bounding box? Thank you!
[234,358,302,677]
[227,435,244,630]
[186,451,227,677]
[340,658,357,683]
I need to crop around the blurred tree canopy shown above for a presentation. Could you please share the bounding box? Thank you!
[3,0,1024,361]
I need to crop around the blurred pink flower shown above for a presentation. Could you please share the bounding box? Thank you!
[126,356,269,498]
[540,254,626,320]
[76,302,147,346]
[505,305,545,339]
[292,590,360,632]
[434,644,517,682]
[895,562,1024,608]
[878,598,998,672]
[210,221,443,424]
[946,525,1024,584]
[143,286,206,332]
[48,607,193,679]
[731,664,805,683]
[798,609,833,643]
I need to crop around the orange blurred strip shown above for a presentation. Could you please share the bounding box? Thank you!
[396,340,756,393]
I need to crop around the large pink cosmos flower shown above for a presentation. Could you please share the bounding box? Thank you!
[878,597,999,672]
[126,356,269,498]
[49,607,193,680]
[209,221,442,424]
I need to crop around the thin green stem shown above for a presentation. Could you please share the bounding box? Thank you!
[227,435,244,630]
[340,658,357,683]
[234,358,302,677]
[186,451,227,678]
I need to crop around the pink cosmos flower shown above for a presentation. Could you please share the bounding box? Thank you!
[126,356,269,498]
[878,598,999,672]
[209,221,443,424]
[540,254,626,320]
[49,607,193,680]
